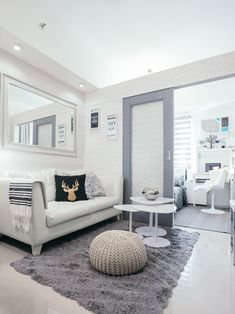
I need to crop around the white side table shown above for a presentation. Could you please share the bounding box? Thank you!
[132,204,177,248]
[130,196,174,237]
[230,200,235,266]
[113,205,139,232]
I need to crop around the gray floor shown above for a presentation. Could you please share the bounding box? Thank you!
[175,205,230,233]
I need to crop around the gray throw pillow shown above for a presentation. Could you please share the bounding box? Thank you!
[85,175,106,199]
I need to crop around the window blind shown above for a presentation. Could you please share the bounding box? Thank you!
[174,114,192,169]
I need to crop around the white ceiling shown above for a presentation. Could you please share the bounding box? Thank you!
[174,77,235,114]
[0,0,234,89]
[0,27,97,93]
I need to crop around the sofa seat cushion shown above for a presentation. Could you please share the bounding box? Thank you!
[85,196,119,212]
[46,196,119,227]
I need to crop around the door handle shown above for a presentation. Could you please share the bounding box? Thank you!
[167,151,171,160]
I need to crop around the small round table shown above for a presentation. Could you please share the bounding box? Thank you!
[113,204,139,232]
[130,196,174,237]
[132,203,177,248]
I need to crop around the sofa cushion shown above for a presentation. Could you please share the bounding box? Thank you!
[86,196,119,212]
[5,169,56,202]
[55,175,87,202]
[85,174,106,199]
[46,196,119,227]
[61,171,105,199]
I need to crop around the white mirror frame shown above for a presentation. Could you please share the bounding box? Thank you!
[2,75,77,157]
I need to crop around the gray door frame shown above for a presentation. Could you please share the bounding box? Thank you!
[123,88,174,227]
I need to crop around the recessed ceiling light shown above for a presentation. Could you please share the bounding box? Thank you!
[79,83,85,88]
[13,44,22,51]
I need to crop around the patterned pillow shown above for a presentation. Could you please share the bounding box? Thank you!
[85,175,106,199]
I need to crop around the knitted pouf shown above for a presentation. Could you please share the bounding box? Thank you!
[89,230,147,275]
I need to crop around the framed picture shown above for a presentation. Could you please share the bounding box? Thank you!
[221,116,229,133]
[107,114,118,140]
[57,124,66,146]
[90,108,100,130]
[216,116,230,133]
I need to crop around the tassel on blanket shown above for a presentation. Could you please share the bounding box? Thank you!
[9,182,33,232]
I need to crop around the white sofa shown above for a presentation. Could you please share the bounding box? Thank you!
[0,172,123,255]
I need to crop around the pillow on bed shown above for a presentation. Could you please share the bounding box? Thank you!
[174,176,184,187]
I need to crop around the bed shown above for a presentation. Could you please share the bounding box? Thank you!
[174,172,188,210]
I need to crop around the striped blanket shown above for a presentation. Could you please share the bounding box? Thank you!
[9,182,33,232]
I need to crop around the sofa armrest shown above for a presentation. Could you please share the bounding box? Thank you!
[98,176,123,204]
[0,178,48,245]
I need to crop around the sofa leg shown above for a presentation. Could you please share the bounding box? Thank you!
[31,244,42,256]
[117,213,123,221]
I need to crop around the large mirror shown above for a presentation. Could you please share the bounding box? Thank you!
[3,76,77,156]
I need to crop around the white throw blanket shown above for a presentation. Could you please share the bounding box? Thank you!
[9,180,33,232]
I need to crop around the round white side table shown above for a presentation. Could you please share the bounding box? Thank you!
[132,204,177,248]
[113,204,139,232]
[130,196,174,237]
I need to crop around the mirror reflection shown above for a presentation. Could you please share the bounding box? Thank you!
[8,83,75,152]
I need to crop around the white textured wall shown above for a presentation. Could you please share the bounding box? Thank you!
[83,51,235,176]
[83,99,122,176]
[0,49,84,175]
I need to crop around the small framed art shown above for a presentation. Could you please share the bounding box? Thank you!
[58,124,66,146]
[107,114,118,140]
[216,116,230,133]
[221,117,229,133]
[90,108,100,130]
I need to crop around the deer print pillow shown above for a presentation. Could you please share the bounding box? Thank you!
[55,175,88,202]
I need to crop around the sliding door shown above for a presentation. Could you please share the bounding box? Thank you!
[132,100,164,197]
[123,88,174,226]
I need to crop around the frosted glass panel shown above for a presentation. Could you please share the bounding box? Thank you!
[132,101,164,196]
[37,124,53,148]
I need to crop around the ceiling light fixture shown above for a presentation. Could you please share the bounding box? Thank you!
[79,83,85,88]
[13,44,22,51]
